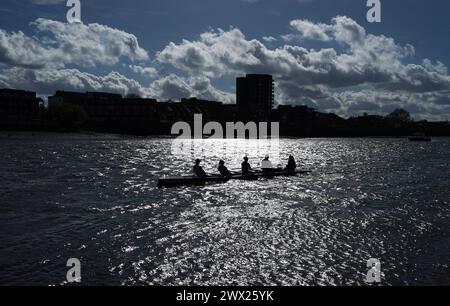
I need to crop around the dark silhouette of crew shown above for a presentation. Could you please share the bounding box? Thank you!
[241,156,252,175]
[286,155,297,172]
[193,159,207,178]
[218,160,232,177]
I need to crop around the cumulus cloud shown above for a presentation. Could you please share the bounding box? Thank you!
[0,66,235,104]
[157,16,428,91]
[0,17,234,103]
[262,36,277,43]
[0,67,146,96]
[0,18,148,69]
[1,14,449,119]
[129,65,160,78]
[0,29,48,68]
[156,16,450,119]
[148,75,234,103]
[289,19,331,41]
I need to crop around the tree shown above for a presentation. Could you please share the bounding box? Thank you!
[386,109,411,122]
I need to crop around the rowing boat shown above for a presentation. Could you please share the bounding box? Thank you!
[157,169,311,188]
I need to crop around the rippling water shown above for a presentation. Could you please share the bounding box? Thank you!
[1,132,449,286]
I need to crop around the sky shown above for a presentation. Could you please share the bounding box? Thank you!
[0,0,450,120]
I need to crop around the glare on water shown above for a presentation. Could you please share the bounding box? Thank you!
[170,138,282,170]
[1,133,450,285]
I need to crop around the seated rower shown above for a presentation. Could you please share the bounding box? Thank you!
[193,159,207,178]
[261,155,274,174]
[241,156,252,175]
[218,160,232,177]
[285,155,297,172]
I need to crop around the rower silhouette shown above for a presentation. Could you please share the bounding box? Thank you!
[285,155,297,172]
[218,160,232,177]
[241,156,252,175]
[193,159,207,178]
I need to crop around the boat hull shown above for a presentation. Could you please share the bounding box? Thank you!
[157,169,311,188]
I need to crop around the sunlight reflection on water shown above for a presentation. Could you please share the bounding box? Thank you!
[170,138,282,169]
[1,133,450,285]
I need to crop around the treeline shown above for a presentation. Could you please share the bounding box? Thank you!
[2,99,450,137]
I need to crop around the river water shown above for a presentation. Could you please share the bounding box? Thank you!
[1,133,449,285]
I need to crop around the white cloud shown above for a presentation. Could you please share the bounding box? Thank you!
[262,36,277,43]
[0,18,148,69]
[156,16,450,119]
[0,66,235,104]
[156,16,429,93]
[1,15,449,119]
[129,65,160,78]
[289,19,331,41]
[148,74,234,103]
[0,67,146,96]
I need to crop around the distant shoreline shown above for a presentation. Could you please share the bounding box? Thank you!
[2,130,449,140]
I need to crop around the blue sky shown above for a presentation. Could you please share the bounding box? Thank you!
[1,0,450,120]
